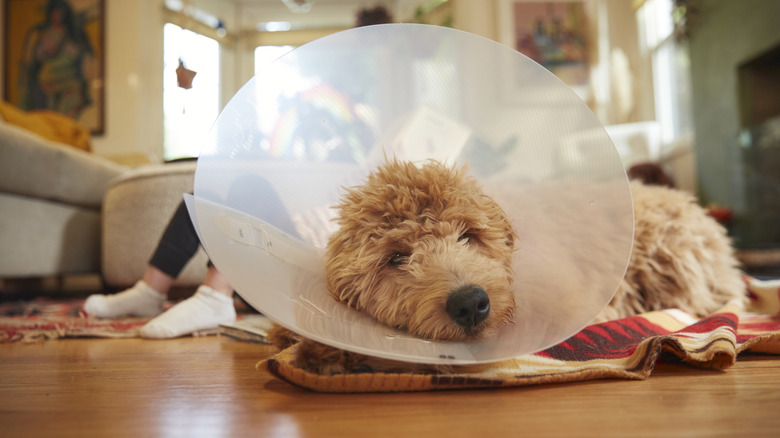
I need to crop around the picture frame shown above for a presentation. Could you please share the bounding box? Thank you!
[3,0,105,135]
[498,0,591,100]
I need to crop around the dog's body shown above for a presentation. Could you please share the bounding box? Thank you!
[597,180,745,322]
[269,160,745,374]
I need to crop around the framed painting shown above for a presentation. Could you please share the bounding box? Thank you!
[498,0,590,100]
[3,0,105,134]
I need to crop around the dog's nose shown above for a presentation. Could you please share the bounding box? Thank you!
[446,285,490,329]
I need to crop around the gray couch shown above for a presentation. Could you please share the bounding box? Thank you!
[0,120,127,279]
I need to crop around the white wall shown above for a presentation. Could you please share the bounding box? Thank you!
[452,0,497,40]
[89,0,165,160]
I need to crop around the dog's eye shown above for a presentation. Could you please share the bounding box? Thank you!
[458,233,473,244]
[388,252,410,266]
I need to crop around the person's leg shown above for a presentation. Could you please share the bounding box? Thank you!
[147,200,202,279]
[139,265,236,339]
[140,265,177,294]
[138,176,294,336]
[84,200,198,318]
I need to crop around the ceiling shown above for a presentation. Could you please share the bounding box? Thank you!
[230,0,427,30]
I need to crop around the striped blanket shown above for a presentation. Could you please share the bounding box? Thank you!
[259,277,780,392]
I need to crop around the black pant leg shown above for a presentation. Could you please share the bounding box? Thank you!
[148,199,201,278]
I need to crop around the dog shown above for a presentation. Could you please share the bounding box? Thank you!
[268,159,745,374]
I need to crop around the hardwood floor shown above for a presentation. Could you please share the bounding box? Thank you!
[1,336,779,437]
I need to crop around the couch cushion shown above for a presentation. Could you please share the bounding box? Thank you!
[0,192,101,277]
[0,121,127,209]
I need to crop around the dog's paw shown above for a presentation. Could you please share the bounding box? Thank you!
[266,324,302,350]
[291,339,381,375]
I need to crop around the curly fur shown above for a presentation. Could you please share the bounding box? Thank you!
[596,181,745,322]
[269,160,745,374]
[324,159,517,341]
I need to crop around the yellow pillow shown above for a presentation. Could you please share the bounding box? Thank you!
[0,101,91,152]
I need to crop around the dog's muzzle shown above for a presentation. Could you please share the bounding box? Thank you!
[446,285,490,331]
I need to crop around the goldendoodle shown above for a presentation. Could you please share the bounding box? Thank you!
[269,160,744,374]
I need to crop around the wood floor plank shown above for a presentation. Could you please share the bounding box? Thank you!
[1,337,779,437]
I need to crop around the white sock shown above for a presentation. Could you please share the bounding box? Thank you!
[84,280,166,318]
[139,285,236,339]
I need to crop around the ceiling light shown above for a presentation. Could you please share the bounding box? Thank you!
[282,0,314,14]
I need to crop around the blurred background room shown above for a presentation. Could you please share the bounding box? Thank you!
[1,0,778,293]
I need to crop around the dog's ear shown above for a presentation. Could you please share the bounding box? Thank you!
[503,218,518,249]
[482,195,517,251]
[495,205,518,250]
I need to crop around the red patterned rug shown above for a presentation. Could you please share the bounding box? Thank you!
[0,298,146,342]
[0,297,255,343]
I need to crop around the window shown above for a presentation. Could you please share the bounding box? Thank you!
[163,23,220,160]
[637,0,694,148]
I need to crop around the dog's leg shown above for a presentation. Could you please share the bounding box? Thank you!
[266,324,367,374]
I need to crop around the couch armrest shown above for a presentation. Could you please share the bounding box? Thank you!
[0,121,128,209]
